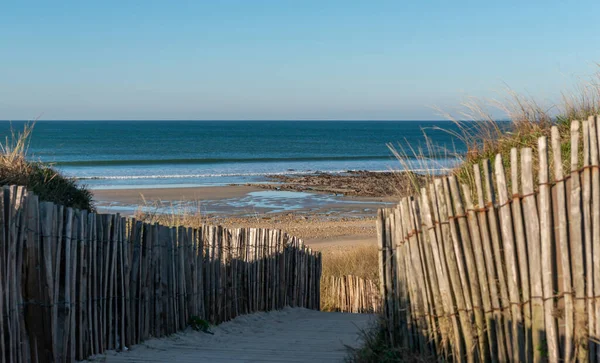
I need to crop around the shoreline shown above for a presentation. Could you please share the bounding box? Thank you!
[92,184,260,205]
[92,184,385,250]
[250,170,428,198]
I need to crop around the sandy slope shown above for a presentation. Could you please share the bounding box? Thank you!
[88,308,374,363]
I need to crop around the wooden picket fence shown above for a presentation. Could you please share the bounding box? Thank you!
[0,186,321,363]
[323,275,380,313]
[377,117,600,362]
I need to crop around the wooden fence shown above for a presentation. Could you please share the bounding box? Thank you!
[378,117,600,362]
[323,275,380,313]
[0,186,321,363]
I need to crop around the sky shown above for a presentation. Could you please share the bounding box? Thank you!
[1,1,600,121]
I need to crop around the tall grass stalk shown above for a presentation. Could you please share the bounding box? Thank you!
[320,245,379,311]
[0,122,94,210]
[134,197,206,229]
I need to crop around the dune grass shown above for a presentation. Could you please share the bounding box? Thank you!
[0,123,94,211]
[321,245,379,281]
[390,70,600,196]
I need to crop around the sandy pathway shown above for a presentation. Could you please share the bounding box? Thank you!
[91,308,373,363]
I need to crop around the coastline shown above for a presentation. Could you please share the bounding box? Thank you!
[92,183,388,250]
[251,170,428,198]
[93,185,260,205]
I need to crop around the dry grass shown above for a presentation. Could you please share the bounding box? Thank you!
[1,121,34,173]
[321,245,379,281]
[446,92,572,191]
[453,70,600,177]
[320,245,379,311]
[134,197,207,229]
[389,69,600,197]
[0,122,94,211]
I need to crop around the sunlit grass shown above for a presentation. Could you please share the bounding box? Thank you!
[0,122,94,210]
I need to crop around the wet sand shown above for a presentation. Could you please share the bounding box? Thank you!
[93,185,260,205]
[92,185,386,249]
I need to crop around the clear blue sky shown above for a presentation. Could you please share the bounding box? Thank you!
[1,0,600,120]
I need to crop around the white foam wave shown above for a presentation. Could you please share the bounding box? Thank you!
[73,168,452,181]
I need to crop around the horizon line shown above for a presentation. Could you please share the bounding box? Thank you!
[0,119,511,122]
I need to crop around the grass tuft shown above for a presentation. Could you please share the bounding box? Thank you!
[0,122,94,211]
[388,69,600,196]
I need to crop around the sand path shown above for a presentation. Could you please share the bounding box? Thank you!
[92,308,373,363]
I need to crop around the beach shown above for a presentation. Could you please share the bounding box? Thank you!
[93,183,389,249]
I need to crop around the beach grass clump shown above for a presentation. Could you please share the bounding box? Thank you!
[392,70,600,194]
[454,71,600,184]
[0,123,94,211]
[449,91,579,190]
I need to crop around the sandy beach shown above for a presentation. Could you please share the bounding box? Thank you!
[93,185,261,205]
[93,184,387,250]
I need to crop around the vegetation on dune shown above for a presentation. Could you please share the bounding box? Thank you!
[448,95,570,190]
[392,70,600,195]
[0,123,94,211]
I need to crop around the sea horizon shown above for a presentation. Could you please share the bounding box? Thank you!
[1,120,467,189]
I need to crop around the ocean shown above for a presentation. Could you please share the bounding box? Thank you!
[0,121,465,190]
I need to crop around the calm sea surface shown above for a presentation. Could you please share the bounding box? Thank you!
[0,121,466,189]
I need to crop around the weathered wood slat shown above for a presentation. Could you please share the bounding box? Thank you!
[592,114,600,363]
[510,148,532,362]
[537,136,559,362]
[462,184,498,362]
[413,196,446,357]
[520,147,546,363]
[494,154,525,362]
[375,120,600,362]
[434,178,475,362]
[551,126,574,361]
[473,163,509,362]
[448,176,489,362]
[421,188,461,360]
[568,121,588,361]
